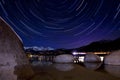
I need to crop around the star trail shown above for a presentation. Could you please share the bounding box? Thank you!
[0,0,120,49]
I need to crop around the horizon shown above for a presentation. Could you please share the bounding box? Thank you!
[24,36,120,50]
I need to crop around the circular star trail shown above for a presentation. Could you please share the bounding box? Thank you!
[0,0,120,49]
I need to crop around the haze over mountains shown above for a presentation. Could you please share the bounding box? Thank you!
[24,46,54,51]
[24,37,120,52]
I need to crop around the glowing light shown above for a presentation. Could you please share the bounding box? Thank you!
[28,54,33,58]
[78,57,84,62]
[72,52,78,55]
[74,60,77,63]
[72,52,86,55]
[94,52,110,54]
[100,56,104,61]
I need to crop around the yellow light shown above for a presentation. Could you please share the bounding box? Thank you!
[28,54,32,58]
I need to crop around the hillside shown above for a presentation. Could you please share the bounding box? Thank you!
[77,38,120,52]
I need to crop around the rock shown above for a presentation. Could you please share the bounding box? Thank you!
[31,61,53,66]
[84,62,102,70]
[54,63,74,71]
[105,65,120,78]
[14,65,34,80]
[104,50,120,65]
[0,17,33,80]
[84,53,101,62]
[54,54,74,63]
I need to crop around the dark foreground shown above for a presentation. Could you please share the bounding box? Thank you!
[1,61,120,80]
[29,61,120,80]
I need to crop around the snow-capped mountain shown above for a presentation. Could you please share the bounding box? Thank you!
[24,46,54,51]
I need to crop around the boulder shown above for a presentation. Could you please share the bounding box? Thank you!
[84,53,101,62]
[54,54,74,63]
[84,62,102,70]
[104,50,120,65]
[0,17,33,80]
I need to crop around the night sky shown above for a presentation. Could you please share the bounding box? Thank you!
[0,0,120,49]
